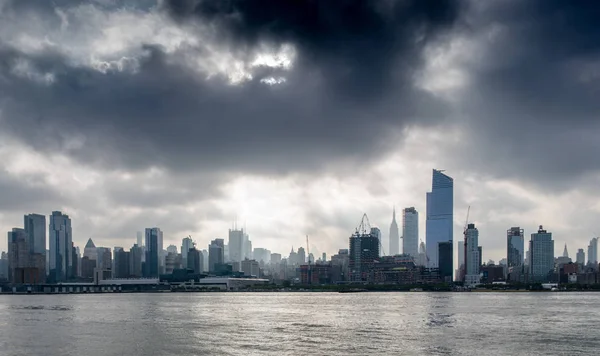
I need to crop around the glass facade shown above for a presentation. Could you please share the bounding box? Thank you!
[49,211,72,282]
[530,226,554,282]
[144,227,163,278]
[402,207,419,258]
[507,227,524,268]
[426,169,453,269]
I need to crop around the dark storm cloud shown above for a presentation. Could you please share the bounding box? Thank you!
[0,170,62,211]
[0,0,463,175]
[447,0,600,189]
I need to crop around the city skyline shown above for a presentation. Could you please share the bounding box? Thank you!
[0,1,600,268]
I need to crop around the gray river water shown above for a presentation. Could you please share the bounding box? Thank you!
[0,292,598,355]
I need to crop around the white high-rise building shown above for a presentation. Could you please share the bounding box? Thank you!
[181,237,194,268]
[425,169,453,269]
[49,211,73,282]
[464,223,480,286]
[402,207,418,257]
[417,241,427,267]
[389,208,400,255]
[228,228,245,263]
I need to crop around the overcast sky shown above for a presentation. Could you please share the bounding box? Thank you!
[1,0,599,264]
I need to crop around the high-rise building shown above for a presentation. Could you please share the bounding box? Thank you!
[24,214,46,255]
[83,238,97,260]
[181,237,194,267]
[425,169,453,270]
[187,247,203,273]
[241,259,260,277]
[253,248,271,264]
[297,247,306,265]
[456,240,464,281]
[228,229,245,263]
[201,249,209,271]
[576,249,585,266]
[144,228,163,278]
[208,239,224,272]
[349,227,380,281]
[464,223,480,286]
[8,228,29,282]
[129,244,143,277]
[530,226,554,282]
[81,256,96,279]
[389,207,400,255]
[587,238,598,266]
[402,207,418,258]
[114,247,130,278]
[166,245,178,254]
[49,211,73,282]
[96,247,112,270]
[0,252,9,281]
[417,241,427,267]
[507,227,524,281]
[438,241,453,282]
[270,253,282,264]
[563,244,569,258]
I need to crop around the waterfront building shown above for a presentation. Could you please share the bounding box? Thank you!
[96,247,112,270]
[507,227,524,281]
[438,241,453,282]
[0,252,9,281]
[349,227,380,281]
[464,223,480,286]
[425,169,453,271]
[144,228,163,278]
[208,239,225,273]
[49,211,73,282]
[129,244,143,277]
[389,207,400,255]
[530,226,554,282]
[402,207,419,257]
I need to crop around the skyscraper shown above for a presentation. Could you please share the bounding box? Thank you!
[208,238,224,272]
[389,208,400,256]
[563,244,569,258]
[8,228,29,283]
[297,247,306,265]
[530,226,554,282]
[464,223,480,286]
[402,207,419,257]
[349,227,380,281]
[576,249,585,266]
[49,211,73,282]
[129,244,143,277]
[507,227,524,281]
[228,228,245,263]
[144,227,163,278]
[24,213,46,279]
[425,169,453,270]
[181,236,194,268]
[456,240,464,280]
[187,247,202,274]
[587,238,598,266]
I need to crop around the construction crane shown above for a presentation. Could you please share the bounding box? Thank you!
[463,206,470,235]
[356,213,371,235]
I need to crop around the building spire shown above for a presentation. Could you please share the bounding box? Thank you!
[393,206,396,221]
[563,243,569,258]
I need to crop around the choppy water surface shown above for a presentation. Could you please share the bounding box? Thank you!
[0,292,599,355]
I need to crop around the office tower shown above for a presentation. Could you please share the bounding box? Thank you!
[456,240,464,280]
[587,238,598,265]
[270,253,282,264]
[137,231,143,247]
[438,241,453,282]
[84,238,97,260]
[322,252,326,262]
[186,247,202,273]
[228,228,245,263]
[576,249,585,266]
[506,227,524,281]
[208,239,224,272]
[289,247,298,265]
[241,259,260,277]
[0,252,9,281]
[563,244,569,258]
[181,237,194,267]
[114,247,130,278]
[349,227,380,281]
[72,244,78,278]
[8,228,29,283]
[129,244,143,277]
[464,223,480,285]
[144,228,163,278]
[402,207,418,258]
[253,248,271,264]
[81,256,96,279]
[425,169,453,270]
[24,214,46,254]
[478,246,483,269]
[530,226,554,282]
[389,207,400,255]
[95,247,112,270]
[202,249,209,272]
[49,211,73,282]
[297,247,306,265]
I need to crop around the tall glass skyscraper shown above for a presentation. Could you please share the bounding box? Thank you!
[144,227,163,278]
[464,223,480,285]
[507,227,524,281]
[49,211,73,282]
[530,226,554,282]
[425,169,453,270]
